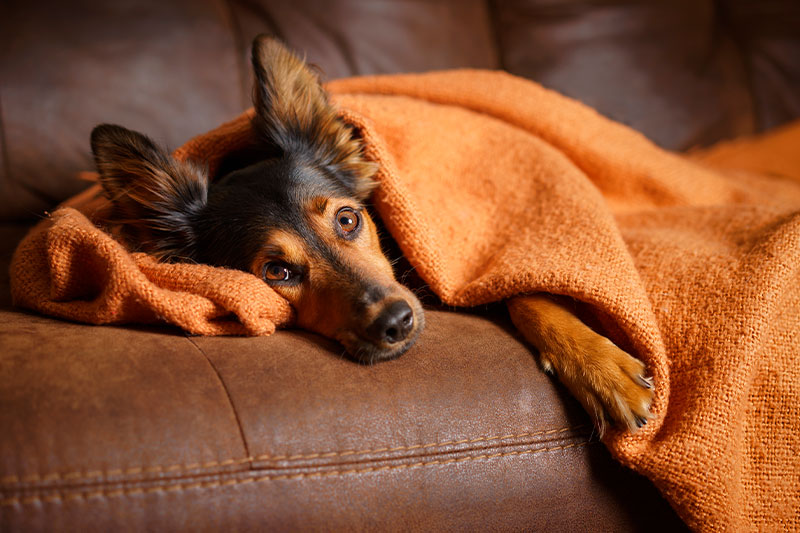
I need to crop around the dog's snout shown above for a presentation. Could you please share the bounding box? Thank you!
[366,300,414,345]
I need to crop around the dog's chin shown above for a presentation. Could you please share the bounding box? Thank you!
[337,313,425,365]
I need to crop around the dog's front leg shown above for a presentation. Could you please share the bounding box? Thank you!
[507,295,653,435]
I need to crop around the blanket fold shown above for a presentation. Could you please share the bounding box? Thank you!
[11,70,800,531]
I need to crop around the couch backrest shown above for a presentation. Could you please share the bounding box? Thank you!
[1,0,798,221]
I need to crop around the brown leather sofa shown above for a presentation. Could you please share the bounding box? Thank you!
[2,1,798,530]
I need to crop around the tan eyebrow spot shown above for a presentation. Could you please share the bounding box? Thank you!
[311,197,328,214]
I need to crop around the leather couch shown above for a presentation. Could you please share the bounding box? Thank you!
[2,1,797,530]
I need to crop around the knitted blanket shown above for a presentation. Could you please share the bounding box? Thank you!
[11,71,800,531]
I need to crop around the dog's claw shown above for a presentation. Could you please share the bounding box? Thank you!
[638,375,654,389]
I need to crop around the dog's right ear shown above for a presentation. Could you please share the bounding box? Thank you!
[250,35,377,199]
[90,124,209,260]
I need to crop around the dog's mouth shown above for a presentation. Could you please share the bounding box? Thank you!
[336,301,425,365]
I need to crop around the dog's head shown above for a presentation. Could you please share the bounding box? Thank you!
[90,36,424,362]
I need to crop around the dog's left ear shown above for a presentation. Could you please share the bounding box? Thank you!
[250,35,377,199]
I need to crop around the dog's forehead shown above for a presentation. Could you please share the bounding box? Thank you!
[218,156,346,199]
[219,157,363,222]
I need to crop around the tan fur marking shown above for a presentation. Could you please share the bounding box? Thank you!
[312,197,328,215]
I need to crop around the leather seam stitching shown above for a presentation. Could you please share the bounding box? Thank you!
[0,441,591,506]
[0,425,586,484]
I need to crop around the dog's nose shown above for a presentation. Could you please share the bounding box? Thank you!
[366,300,414,345]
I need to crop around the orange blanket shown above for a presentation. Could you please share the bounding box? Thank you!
[11,71,800,530]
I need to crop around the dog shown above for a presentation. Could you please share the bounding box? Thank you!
[89,36,653,434]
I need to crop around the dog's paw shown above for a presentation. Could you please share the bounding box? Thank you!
[541,335,654,436]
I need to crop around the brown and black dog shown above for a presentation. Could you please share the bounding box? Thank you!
[90,36,653,434]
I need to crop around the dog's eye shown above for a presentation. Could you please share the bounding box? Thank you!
[336,207,361,239]
[262,262,293,282]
